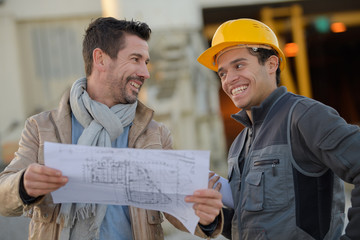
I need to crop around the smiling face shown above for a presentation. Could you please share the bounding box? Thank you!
[217,47,278,115]
[105,34,150,105]
[89,34,150,107]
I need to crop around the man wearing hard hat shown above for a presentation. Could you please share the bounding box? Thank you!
[198,18,360,240]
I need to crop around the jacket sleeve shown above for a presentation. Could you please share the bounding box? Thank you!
[164,210,224,239]
[221,207,234,239]
[0,118,42,216]
[292,99,360,239]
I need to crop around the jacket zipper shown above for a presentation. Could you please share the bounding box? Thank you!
[254,159,280,176]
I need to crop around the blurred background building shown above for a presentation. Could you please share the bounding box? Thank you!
[0,0,359,239]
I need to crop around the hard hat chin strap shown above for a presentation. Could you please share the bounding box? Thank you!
[214,44,273,65]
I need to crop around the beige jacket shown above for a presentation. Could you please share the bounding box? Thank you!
[0,90,223,240]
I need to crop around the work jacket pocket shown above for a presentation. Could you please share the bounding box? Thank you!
[29,204,59,240]
[251,157,289,209]
[32,203,57,223]
[244,171,263,211]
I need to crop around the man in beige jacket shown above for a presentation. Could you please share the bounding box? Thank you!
[0,17,223,240]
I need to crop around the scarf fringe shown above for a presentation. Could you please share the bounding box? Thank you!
[57,203,97,228]
[74,203,97,221]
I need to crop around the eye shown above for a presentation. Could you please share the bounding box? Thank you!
[236,64,243,69]
[218,72,226,80]
[132,57,139,63]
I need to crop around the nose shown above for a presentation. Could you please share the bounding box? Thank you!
[137,63,150,80]
[224,69,239,85]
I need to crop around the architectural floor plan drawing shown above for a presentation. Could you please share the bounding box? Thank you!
[44,142,210,234]
[83,156,173,205]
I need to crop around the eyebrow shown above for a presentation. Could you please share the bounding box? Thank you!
[218,57,247,73]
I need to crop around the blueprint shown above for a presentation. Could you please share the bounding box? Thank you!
[44,142,210,234]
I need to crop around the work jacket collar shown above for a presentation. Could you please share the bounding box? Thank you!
[232,86,287,128]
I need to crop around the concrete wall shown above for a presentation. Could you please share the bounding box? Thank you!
[0,0,101,152]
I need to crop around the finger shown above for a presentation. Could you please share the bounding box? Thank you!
[194,189,222,199]
[214,182,222,192]
[24,182,64,197]
[185,194,223,210]
[24,174,68,196]
[185,192,222,205]
[193,202,221,216]
[27,164,63,177]
[25,164,67,184]
[25,170,68,184]
[208,171,215,179]
[24,179,67,191]
[191,198,223,211]
[208,175,220,189]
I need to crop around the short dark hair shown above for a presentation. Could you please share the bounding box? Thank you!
[82,17,152,77]
[247,47,281,86]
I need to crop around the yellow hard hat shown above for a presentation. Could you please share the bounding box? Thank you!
[198,18,286,72]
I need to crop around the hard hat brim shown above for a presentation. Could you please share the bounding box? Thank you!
[198,41,286,72]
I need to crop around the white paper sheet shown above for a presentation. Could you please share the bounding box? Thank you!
[44,142,210,234]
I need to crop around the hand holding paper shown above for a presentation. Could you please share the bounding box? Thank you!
[185,188,223,226]
[23,163,68,198]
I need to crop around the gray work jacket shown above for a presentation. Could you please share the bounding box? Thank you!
[223,87,360,240]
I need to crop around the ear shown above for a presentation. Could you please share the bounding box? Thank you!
[266,55,279,74]
[93,48,107,72]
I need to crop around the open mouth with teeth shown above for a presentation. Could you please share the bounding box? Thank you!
[130,81,141,89]
[231,85,248,96]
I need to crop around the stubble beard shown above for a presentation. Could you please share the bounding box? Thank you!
[124,92,138,104]
[122,76,142,104]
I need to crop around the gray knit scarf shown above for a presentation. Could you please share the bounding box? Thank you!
[56,77,137,240]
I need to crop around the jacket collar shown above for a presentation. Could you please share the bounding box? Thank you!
[128,101,154,148]
[232,86,287,128]
[52,89,72,144]
[51,88,154,146]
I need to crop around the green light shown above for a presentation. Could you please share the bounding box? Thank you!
[314,16,330,33]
